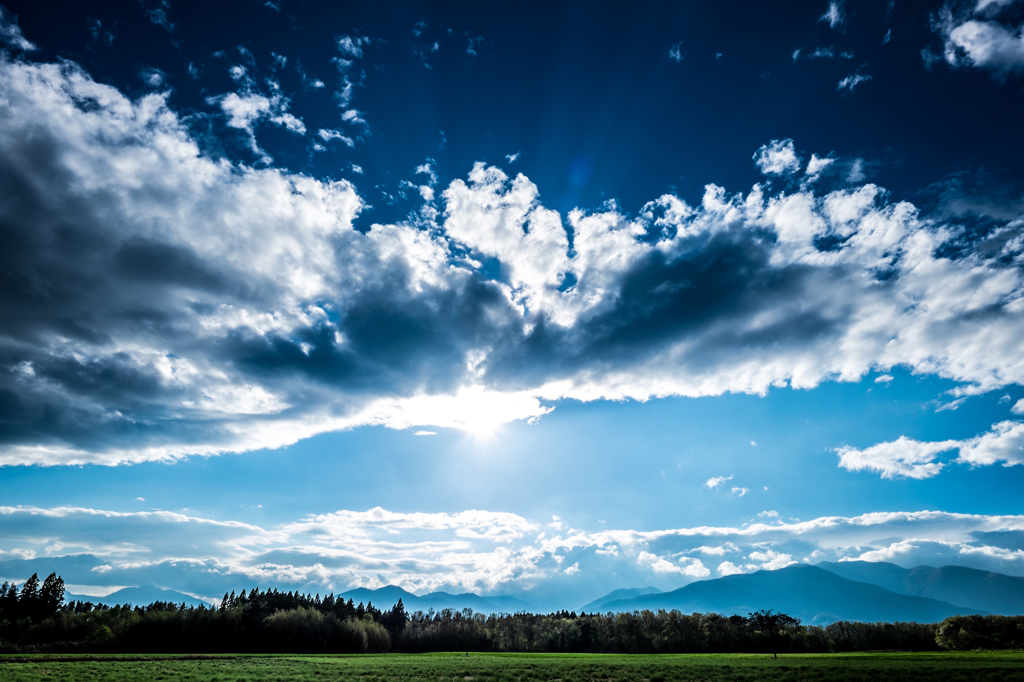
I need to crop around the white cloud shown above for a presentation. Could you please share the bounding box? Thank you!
[754,139,801,175]
[638,552,710,578]
[958,420,1024,467]
[793,46,836,60]
[820,1,846,30]
[0,8,36,51]
[838,421,1024,479]
[3,506,1024,607]
[3,51,1024,468]
[1013,398,1024,414]
[837,436,960,479]
[747,549,796,570]
[805,154,835,180]
[337,35,371,59]
[413,430,436,436]
[208,76,306,156]
[136,497,145,502]
[936,397,968,412]
[758,510,780,518]
[705,475,733,489]
[139,67,165,87]
[837,73,872,91]
[731,487,750,496]
[318,128,355,147]
[942,17,1024,75]
[717,561,743,576]
[875,374,894,383]
[669,43,684,62]
[506,151,520,163]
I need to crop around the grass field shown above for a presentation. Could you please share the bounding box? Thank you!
[1,651,1022,682]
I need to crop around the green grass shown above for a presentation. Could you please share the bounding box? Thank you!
[0,651,1022,682]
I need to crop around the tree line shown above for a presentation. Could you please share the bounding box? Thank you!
[1,574,1020,654]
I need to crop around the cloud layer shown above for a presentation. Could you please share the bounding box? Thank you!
[1,51,1024,466]
[838,421,1024,479]
[2,504,1023,608]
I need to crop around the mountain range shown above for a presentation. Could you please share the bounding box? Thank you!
[337,585,535,614]
[51,559,1024,624]
[580,586,662,612]
[65,585,211,608]
[581,561,1024,624]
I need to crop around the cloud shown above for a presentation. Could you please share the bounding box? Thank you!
[933,3,1024,77]
[0,8,36,51]
[753,139,801,175]
[837,73,872,91]
[3,52,1024,466]
[414,430,436,436]
[669,43,684,62]
[731,487,750,496]
[3,506,1024,607]
[1013,399,1024,414]
[837,436,961,479]
[141,0,174,32]
[706,476,733,489]
[793,47,835,61]
[837,421,1024,479]
[718,561,743,576]
[207,73,306,157]
[139,67,165,87]
[337,35,371,59]
[875,374,894,383]
[318,128,355,147]
[805,154,835,181]
[820,1,846,30]
[638,552,710,577]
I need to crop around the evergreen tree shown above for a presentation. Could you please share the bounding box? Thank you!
[39,573,65,617]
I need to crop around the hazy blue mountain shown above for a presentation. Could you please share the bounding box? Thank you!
[581,587,662,612]
[596,564,986,624]
[65,585,210,608]
[816,561,1024,616]
[338,585,534,614]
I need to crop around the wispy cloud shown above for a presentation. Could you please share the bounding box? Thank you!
[0,8,36,51]
[837,72,872,91]
[820,1,846,30]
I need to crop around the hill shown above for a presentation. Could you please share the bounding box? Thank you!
[65,585,211,608]
[581,586,662,613]
[595,564,985,624]
[816,560,1024,615]
[338,585,534,614]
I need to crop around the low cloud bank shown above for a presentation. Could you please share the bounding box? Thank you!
[1,505,1022,609]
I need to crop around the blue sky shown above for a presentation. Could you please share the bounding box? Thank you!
[1,0,1024,610]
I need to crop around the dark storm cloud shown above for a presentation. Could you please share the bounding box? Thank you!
[0,49,1023,465]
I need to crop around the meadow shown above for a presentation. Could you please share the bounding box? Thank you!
[0,651,1022,682]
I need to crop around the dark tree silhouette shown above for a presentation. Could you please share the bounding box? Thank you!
[748,609,799,658]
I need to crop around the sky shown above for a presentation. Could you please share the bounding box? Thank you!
[1,0,1024,610]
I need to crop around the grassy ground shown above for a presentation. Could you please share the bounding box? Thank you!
[0,651,1022,682]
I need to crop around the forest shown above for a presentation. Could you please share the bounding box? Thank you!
[2,574,1021,654]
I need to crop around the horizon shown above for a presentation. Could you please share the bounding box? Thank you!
[1,0,1024,614]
